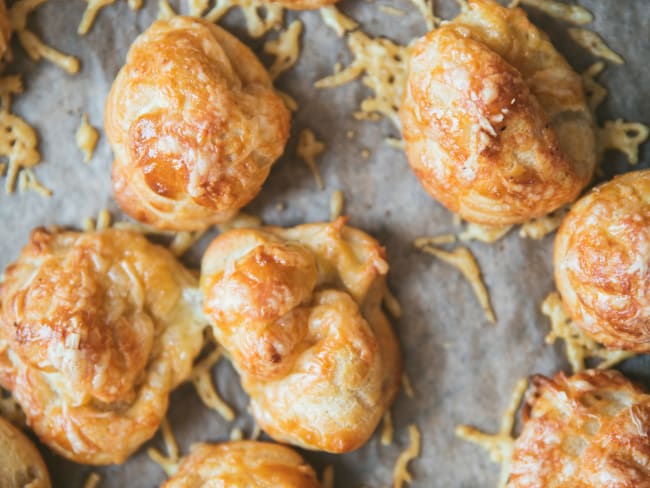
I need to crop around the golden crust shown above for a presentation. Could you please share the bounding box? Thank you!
[0,0,10,60]
[200,218,402,453]
[0,417,51,488]
[554,170,650,352]
[0,228,205,464]
[162,441,320,487]
[509,369,650,488]
[272,0,339,9]
[105,16,290,231]
[401,0,596,225]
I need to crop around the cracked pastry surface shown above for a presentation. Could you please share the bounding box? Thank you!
[401,0,596,225]
[554,169,650,352]
[0,416,51,488]
[162,441,320,487]
[0,228,205,464]
[200,218,402,453]
[509,369,650,488]
[105,16,290,231]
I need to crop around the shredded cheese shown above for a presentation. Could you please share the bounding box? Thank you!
[568,28,624,64]
[542,292,635,373]
[76,113,99,163]
[598,119,649,165]
[321,465,335,488]
[319,5,358,37]
[518,0,592,25]
[82,473,101,488]
[169,230,206,257]
[147,417,180,477]
[190,347,236,421]
[188,0,210,16]
[82,209,112,232]
[250,422,261,440]
[456,378,528,488]
[416,243,496,324]
[216,212,262,233]
[204,0,285,38]
[408,0,438,30]
[413,235,456,247]
[402,373,415,399]
[17,168,51,196]
[264,20,302,80]
[79,0,117,35]
[229,427,244,441]
[384,287,403,319]
[379,5,405,16]
[315,30,408,132]
[458,223,512,244]
[582,62,607,113]
[393,424,421,488]
[329,189,344,221]
[276,90,298,111]
[381,410,394,446]
[158,0,176,19]
[296,128,325,190]
[518,207,568,240]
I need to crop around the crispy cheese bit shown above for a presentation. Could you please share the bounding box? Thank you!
[296,129,325,190]
[81,217,96,232]
[329,189,344,221]
[319,5,358,37]
[76,113,100,163]
[0,105,42,195]
[0,75,22,112]
[190,348,236,421]
[96,209,112,230]
[147,417,180,477]
[381,410,394,446]
[0,393,26,426]
[264,20,302,80]
[385,137,405,149]
[158,0,176,19]
[598,119,650,165]
[250,422,261,440]
[384,287,403,319]
[321,465,335,488]
[82,473,101,488]
[413,235,456,247]
[418,244,496,324]
[188,0,209,16]
[204,1,284,38]
[379,5,405,16]
[128,0,143,9]
[581,62,607,114]
[518,207,568,240]
[393,424,421,488]
[78,0,116,35]
[568,28,624,64]
[276,90,298,111]
[408,0,438,30]
[402,373,415,399]
[541,292,635,373]
[169,230,206,257]
[456,378,528,488]
[216,212,262,233]
[518,0,592,24]
[315,31,408,131]
[17,168,51,197]
[459,223,512,244]
[230,427,244,441]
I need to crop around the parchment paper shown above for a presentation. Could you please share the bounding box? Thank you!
[1,1,649,486]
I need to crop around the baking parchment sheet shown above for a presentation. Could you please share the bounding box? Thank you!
[1,0,649,486]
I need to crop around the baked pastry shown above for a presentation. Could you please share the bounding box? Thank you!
[0,228,205,464]
[272,0,339,9]
[554,169,650,352]
[105,16,290,231]
[0,0,10,60]
[509,369,650,487]
[162,441,320,487]
[0,416,51,488]
[401,0,596,225]
[201,218,402,452]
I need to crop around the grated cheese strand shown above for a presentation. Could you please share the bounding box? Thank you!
[458,223,512,243]
[230,427,244,441]
[158,0,176,19]
[384,287,403,319]
[456,378,528,488]
[319,5,358,37]
[264,20,302,80]
[568,28,624,64]
[379,5,405,17]
[296,129,325,190]
[381,410,394,446]
[82,473,101,488]
[518,207,568,240]
[276,90,298,111]
[321,465,335,488]
[402,373,415,399]
[598,119,649,165]
[518,0,592,25]
[78,0,116,35]
[188,0,210,16]
[541,292,636,373]
[204,0,285,38]
[169,230,206,257]
[17,168,51,196]
[76,113,100,163]
[216,212,262,233]
[417,244,496,324]
[408,0,438,30]
[329,189,344,221]
[413,235,456,247]
[147,417,180,477]
[581,62,607,113]
[393,424,421,488]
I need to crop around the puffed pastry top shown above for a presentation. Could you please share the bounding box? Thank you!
[401,0,596,225]
[162,441,320,487]
[105,16,290,231]
[0,228,205,464]
[555,169,650,352]
[0,416,51,488]
[200,218,402,453]
[509,369,650,488]
[0,0,10,60]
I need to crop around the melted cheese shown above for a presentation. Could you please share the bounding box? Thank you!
[319,5,358,37]
[458,223,513,243]
[582,62,607,113]
[393,424,421,488]
[542,292,636,373]
[264,20,302,80]
[518,207,568,240]
[568,28,624,64]
[296,128,325,190]
[598,119,650,165]
[76,113,99,163]
[517,0,592,24]
[204,0,284,38]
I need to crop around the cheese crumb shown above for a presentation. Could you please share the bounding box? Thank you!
[319,5,358,37]
[204,0,284,38]
[297,129,325,190]
[598,119,649,165]
[264,20,302,80]
[568,28,624,64]
[456,378,528,488]
[229,427,244,441]
[518,0,592,24]
[76,113,99,163]
[393,424,421,488]
[147,417,180,476]
[542,292,635,373]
